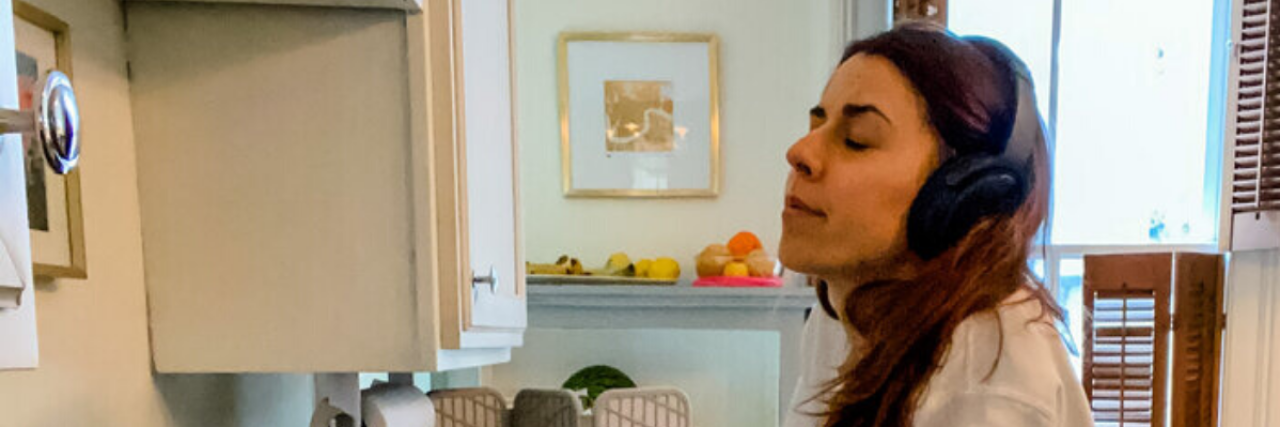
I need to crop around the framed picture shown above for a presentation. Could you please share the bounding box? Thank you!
[894,0,947,25]
[15,1,85,279]
[558,32,720,198]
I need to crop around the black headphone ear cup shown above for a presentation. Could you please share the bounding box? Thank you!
[907,156,1029,260]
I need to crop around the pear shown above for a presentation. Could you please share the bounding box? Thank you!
[697,244,733,278]
[745,249,776,278]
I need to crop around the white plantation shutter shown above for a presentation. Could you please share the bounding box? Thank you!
[1230,0,1280,250]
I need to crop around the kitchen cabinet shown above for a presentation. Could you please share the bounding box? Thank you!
[130,0,421,11]
[129,0,524,373]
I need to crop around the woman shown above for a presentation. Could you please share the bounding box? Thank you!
[779,24,1093,427]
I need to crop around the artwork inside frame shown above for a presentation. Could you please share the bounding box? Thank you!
[15,1,85,279]
[558,32,721,198]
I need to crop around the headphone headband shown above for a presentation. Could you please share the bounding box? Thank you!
[1003,64,1044,180]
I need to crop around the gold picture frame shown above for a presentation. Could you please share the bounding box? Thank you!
[558,32,721,198]
[15,1,86,279]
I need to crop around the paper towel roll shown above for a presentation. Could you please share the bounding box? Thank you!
[363,383,436,427]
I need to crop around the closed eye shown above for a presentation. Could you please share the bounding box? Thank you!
[845,138,869,151]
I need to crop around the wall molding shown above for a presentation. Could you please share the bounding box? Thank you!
[1221,249,1280,426]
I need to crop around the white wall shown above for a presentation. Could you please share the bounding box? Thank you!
[1220,249,1280,427]
[516,0,837,277]
[486,328,781,427]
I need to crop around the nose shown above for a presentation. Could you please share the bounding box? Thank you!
[786,131,824,180]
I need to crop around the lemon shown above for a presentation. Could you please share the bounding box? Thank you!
[635,259,653,278]
[648,257,681,280]
[723,262,750,277]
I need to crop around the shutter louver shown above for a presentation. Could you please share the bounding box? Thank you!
[1084,254,1170,427]
[1084,253,1227,427]
[1234,0,1280,212]
[1088,292,1160,426]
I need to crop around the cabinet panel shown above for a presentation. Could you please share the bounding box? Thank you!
[130,4,426,372]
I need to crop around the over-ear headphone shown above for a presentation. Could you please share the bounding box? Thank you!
[906,49,1044,260]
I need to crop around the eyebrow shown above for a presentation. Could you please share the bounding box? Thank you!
[809,104,891,124]
[809,106,826,119]
[842,104,891,124]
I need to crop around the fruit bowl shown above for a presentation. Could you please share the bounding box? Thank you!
[695,231,781,285]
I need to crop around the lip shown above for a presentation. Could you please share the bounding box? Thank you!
[784,195,825,218]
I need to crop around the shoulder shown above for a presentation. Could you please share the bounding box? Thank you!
[919,291,1088,425]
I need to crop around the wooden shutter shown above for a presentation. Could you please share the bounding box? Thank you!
[1230,0,1280,250]
[1169,254,1226,427]
[1084,254,1171,427]
[1232,0,1280,212]
[1083,253,1227,427]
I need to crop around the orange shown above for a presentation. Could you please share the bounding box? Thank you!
[726,231,763,258]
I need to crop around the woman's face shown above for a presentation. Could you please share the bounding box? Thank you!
[779,54,941,279]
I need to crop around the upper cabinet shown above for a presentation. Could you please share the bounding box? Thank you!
[129,0,422,11]
[129,0,524,373]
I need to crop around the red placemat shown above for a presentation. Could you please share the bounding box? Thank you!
[692,276,784,288]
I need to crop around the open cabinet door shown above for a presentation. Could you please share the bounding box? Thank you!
[0,0,38,370]
[421,0,526,351]
[456,0,526,336]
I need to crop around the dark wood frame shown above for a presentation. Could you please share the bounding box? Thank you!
[894,0,948,25]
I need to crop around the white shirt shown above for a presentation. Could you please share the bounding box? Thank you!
[784,289,1094,427]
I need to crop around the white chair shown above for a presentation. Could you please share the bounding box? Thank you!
[591,387,690,427]
[510,388,584,427]
[428,387,510,427]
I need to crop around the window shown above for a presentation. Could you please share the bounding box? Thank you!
[950,0,1226,246]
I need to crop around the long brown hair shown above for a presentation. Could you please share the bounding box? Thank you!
[816,25,1063,427]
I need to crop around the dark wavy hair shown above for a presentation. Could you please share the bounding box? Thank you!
[813,23,1063,427]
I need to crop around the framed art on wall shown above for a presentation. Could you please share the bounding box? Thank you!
[15,1,85,279]
[558,32,720,198]
[894,0,947,25]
